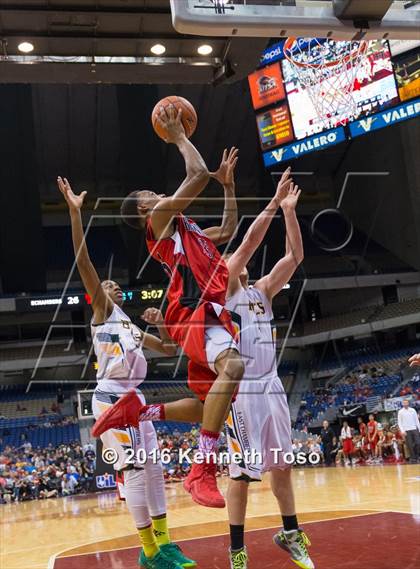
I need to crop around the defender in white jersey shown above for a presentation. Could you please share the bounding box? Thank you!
[224,171,314,569]
[91,302,160,472]
[57,176,195,569]
[226,285,292,478]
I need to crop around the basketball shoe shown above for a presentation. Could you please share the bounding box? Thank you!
[139,549,184,569]
[92,389,143,437]
[229,546,248,569]
[273,528,315,569]
[183,460,225,508]
[160,543,197,568]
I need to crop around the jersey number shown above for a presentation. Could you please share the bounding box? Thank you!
[248,301,265,315]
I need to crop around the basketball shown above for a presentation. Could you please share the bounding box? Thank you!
[151,96,197,140]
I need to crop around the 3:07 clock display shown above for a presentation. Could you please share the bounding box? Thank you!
[140,289,164,301]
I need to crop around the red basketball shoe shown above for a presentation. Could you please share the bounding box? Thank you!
[92,389,143,437]
[183,460,225,508]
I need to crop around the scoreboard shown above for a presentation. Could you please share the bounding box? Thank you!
[15,287,166,313]
[8,284,293,314]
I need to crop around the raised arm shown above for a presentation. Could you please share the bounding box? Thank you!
[226,168,292,293]
[254,183,303,301]
[203,147,239,246]
[140,308,178,356]
[57,177,111,323]
[151,106,210,239]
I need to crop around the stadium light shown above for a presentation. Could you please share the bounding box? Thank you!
[198,44,213,55]
[18,41,34,53]
[150,44,166,55]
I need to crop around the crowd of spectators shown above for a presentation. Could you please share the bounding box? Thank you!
[0,441,96,504]
[296,365,403,430]
[0,428,228,504]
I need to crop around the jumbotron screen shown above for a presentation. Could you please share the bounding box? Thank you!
[249,39,420,167]
[282,40,399,140]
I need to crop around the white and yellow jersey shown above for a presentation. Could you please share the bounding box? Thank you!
[91,304,147,388]
[226,285,277,381]
[225,286,292,479]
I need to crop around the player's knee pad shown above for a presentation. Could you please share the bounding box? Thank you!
[123,468,151,528]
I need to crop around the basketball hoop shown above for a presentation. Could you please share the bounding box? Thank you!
[283,38,369,128]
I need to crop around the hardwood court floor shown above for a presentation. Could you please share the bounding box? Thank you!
[1,464,419,569]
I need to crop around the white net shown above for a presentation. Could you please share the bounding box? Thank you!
[283,38,369,128]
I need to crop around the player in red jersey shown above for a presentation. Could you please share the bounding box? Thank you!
[92,106,244,508]
[357,416,367,453]
[366,414,379,463]
[357,416,367,439]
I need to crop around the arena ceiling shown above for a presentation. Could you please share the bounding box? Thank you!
[0,0,268,83]
[0,2,419,295]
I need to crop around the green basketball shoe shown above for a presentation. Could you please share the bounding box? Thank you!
[160,542,197,568]
[139,549,184,569]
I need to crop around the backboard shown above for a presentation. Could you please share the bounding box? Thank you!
[171,1,420,40]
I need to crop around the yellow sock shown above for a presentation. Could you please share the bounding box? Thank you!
[152,515,171,547]
[138,524,159,559]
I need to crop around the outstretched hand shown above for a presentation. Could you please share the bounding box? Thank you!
[279,182,301,213]
[210,147,239,186]
[57,177,87,211]
[155,105,186,144]
[274,167,292,206]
